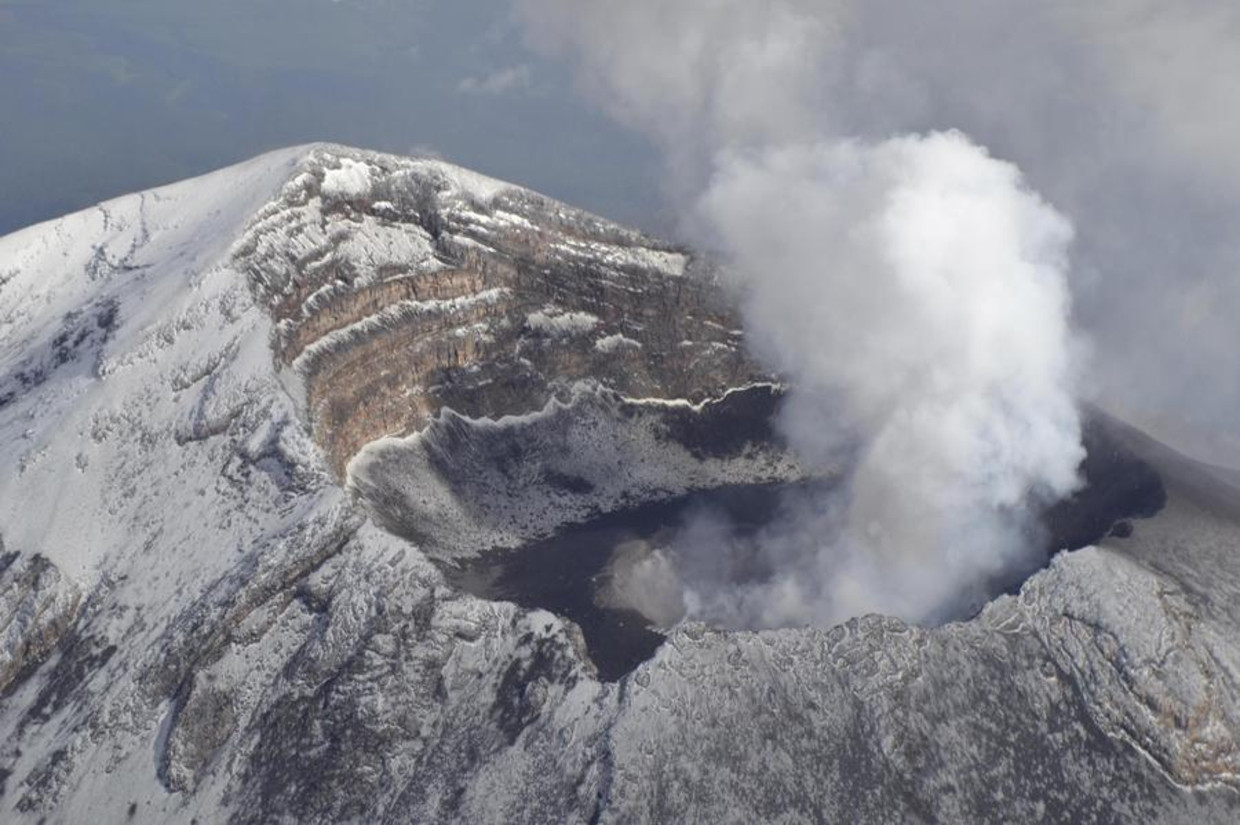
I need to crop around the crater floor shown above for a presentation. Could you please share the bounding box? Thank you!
[428,404,1171,683]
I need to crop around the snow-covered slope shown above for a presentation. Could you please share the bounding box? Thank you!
[0,145,363,817]
[0,143,783,822]
[1,147,306,582]
[1,145,1238,823]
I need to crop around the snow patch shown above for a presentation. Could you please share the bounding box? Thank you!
[527,307,599,336]
[595,333,642,353]
[321,158,374,200]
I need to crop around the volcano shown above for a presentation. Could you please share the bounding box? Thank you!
[1,145,1237,823]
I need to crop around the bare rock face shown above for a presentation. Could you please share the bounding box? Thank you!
[0,549,81,695]
[0,145,1238,824]
[235,148,767,477]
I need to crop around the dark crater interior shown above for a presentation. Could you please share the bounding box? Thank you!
[445,409,1168,682]
[448,480,830,682]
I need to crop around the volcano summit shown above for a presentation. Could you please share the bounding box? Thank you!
[0,146,1238,824]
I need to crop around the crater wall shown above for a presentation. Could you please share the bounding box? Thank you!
[235,147,770,477]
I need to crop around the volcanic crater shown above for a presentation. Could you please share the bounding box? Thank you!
[264,150,1172,681]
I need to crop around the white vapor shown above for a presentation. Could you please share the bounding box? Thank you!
[699,135,1082,624]
[514,0,1090,627]
[526,0,1240,466]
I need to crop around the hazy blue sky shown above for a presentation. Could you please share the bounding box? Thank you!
[0,0,663,235]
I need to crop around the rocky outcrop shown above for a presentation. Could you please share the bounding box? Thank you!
[0,550,81,696]
[236,148,767,477]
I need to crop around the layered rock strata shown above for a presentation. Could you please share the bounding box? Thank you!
[235,149,766,477]
[0,145,1236,824]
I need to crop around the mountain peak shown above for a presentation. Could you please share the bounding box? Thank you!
[2,147,1239,823]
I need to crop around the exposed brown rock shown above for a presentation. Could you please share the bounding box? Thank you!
[238,149,771,477]
[0,550,81,696]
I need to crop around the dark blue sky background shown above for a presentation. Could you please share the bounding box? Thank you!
[0,0,664,235]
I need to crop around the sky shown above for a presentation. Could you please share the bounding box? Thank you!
[0,0,663,236]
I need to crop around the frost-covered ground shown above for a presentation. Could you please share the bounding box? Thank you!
[0,145,1237,823]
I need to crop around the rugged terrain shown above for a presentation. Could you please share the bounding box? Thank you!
[0,145,1238,823]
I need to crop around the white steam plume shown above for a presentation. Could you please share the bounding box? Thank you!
[519,0,1240,468]
[515,0,1086,627]
[700,135,1082,624]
